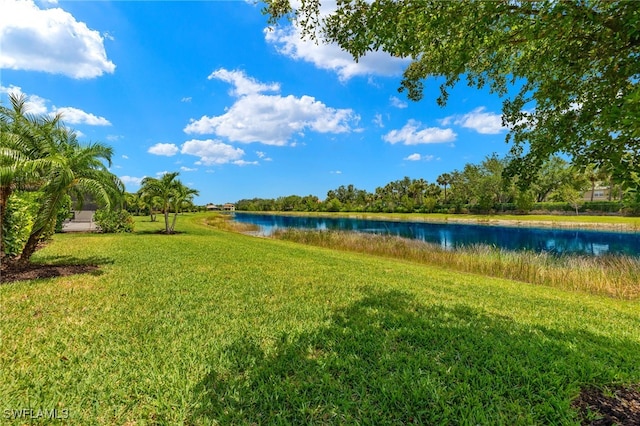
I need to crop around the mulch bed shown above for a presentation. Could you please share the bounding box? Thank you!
[0,263,99,283]
[573,385,640,425]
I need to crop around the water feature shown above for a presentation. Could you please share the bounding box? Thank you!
[233,212,640,257]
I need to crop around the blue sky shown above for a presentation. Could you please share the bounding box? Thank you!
[1,0,511,204]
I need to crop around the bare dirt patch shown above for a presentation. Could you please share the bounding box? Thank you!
[573,385,640,425]
[0,263,99,283]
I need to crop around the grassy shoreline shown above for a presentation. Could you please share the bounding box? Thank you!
[270,228,640,300]
[2,213,639,424]
[235,210,640,232]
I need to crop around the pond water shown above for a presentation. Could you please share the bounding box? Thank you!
[233,213,640,257]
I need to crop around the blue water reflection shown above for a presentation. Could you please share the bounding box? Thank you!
[234,213,640,257]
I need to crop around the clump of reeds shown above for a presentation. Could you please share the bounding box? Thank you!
[203,214,260,233]
[272,229,640,300]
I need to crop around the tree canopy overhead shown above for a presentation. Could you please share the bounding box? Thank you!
[264,0,640,185]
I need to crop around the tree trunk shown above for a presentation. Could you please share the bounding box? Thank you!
[170,212,178,233]
[608,179,613,201]
[164,209,170,234]
[17,231,41,266]
[0,186,12,260]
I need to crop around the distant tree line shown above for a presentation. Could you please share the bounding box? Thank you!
[237,154,633,215]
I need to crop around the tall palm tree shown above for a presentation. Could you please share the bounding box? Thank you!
[436,173,451,204]
[585,165,599,202]
[17,128,123,265]
[140,172,181,234]
[169,183,199,233]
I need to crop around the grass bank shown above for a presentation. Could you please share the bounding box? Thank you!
[1,213,639,424]
[272,228,640,300]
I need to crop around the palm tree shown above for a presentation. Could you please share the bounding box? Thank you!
[437,173,451,204]
[1,93,123,265]
[1,94,62,259]
[585,165,599,202]
[169,183,199,233]
[17,129,123,265]
[140,172,181,234]
[124,192,138,214]
[139,173,199,234]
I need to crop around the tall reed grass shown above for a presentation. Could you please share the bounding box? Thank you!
[203,213,260,233]
[272,229,640,300]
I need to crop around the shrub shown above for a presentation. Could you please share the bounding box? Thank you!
[420,197,438,213]
[2,192,39,257]
[515,191,535,213]
[622,189,640,216]
[94,209,135,233]
[55,195,73,232]
[532,202,574,213]
[582,201,622,213]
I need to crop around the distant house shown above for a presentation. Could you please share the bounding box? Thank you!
[206,203,220,211]
[583,185,611,201]
[223,203,235,212]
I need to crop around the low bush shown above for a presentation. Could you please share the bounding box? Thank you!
[94,209,135,233]
[582,201,622,213]
[2,192,39,257]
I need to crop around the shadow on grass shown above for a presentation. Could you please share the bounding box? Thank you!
[190,290,640,425]
[35,255,115,267]
[0,255,114,283]
[134,229,186,235]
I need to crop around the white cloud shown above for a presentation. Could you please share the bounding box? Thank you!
[181,97,192,103]
[185,69,359,146]
[404,153,435,162]
[264,26,408,82]
[180,166,198,172]
[443,107,505,134]
[255,151,273,161]
[233,160,259,166]
[390,96,408,109]
[54,106,110,126]
[383,120,456,145]
[148,143,179,156]
[119,175,144,189]
[330,170,342,174]
[106,135,122,142]
[121,155,128,159]
[181,139,245,166]
[74,130,85,138]
[1,84,111,126]
[373,113,384,128]
[208,68,280,96]
[155,171,169,177]
[0,0,115,78]
[0,84,48,114]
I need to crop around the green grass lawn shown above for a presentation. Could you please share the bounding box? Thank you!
[1,213,639,424]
